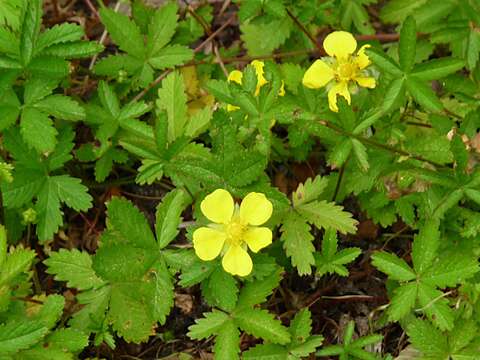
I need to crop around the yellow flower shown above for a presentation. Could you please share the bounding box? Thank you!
[302,31,376,112]
[193,189,273,276]
[227,60,284,112]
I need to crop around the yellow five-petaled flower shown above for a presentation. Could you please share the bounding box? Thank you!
[193,189,273,276]
[302,31,376,112]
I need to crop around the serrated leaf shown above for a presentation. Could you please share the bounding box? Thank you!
[36,23,84,52]
[99,7,145,58]
[105,197,156,250]
[188,310,230,339]
[417,282,454,331]
[290,335,324,357]
[203,267,239,312]
[243,343,287,359]
[296,200,358,234]
[406,76,443,112]
[371,251,416,281]
[155,189,188,249]
[146,3,178,56]
[292,175,328,207]
[44,249,104,290]
[380,0,427,24]
[52,175,92,211]
[151,259,174,325]
[0,247,35,286]
[399,16,416,72]
[241,19,291,56]
[412,218,440,274]
[289,309,312,345]
[236,268,282,309]
[157,71,188,142]
[411,58,465,81]
[20,107,57,153]
[421,253,479,288]
[280,213,315,275]
[148,44,193,70]
[234,308,291,344]
[0,322,47,355]
[214,319,240,360]
[20,0,41,65]
[388,282,417,321]
[366,48,403,76]
[406,318,449,358]
[45,328,89,352]
[42,41,104,58]
[35,178,62,242]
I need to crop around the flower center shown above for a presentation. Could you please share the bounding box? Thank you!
[225,219,246,246]
[335,61,357,82]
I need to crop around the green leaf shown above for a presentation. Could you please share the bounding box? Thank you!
[405,76,443,112]
[399,16,416,72]
[381,77,406,113]
[0,322,47,355]
[296,200,358,234]
[0,247,35,286]
[380,0,427,24]
[34,95,85,121]
[412,219,440,275]
[388,282,417,321]
[234,308,291,345]
[289,308,312,345]
[52,175,92,211]
[417,282,453,331]
[36,23,84,52]
[406,319,449,358]
[105,197,156,250]
[292,175,328,207]
[370,251,416,281]
[328,138,352,169]
[411,58,465,81]
[188,310,230,339]
[236,269,282,309]
[290,336,324,357]
[99,7,145,58]
[280,212,315,275]
[20,107,57,153]
[185,107,212,138]
[146,3,178,56]
[150,259,174,325]
[421,253,479,288]
[351,138,369,171]
[214,319,240,360]
[19,0,41,65]
[155,189,188,249]
[44,248,104,290]
[241,19,292,56]
[157,71,188,142]
[35,178,63,241]
[45,328,89,352]
[148,44,193,70]
[243,344,287,359]
[366,48,403,76]
[203,267,239,312]
[42,41,104,58]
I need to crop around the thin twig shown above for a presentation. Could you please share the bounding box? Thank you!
[286,8,323,54]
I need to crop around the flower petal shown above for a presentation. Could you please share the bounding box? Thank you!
[200,189,234,224]
[327,81,351,112]
[356,76,376,88]
[278,80,285,96]
[355,44,371,69]
[222,245,253,276]
[227,104,240,112]
[244,227,272,253]
[228,70,243,84]
[193,227,226,261]
[302,60,334,89]
[251,60,268,95]
[239,192,273,226]
[323,31,357,59]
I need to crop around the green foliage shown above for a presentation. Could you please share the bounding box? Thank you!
[95,2,193,87]
[281,175,358,275]
[316,320,382,360]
